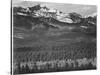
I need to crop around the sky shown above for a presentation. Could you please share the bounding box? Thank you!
[12,0,97,17]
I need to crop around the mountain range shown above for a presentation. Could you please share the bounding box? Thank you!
[13,4,96,40]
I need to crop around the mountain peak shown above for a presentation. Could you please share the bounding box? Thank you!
[13,4,74,23]
[85,12,97,18]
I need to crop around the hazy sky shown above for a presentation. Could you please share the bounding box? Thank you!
[12,0,97,17]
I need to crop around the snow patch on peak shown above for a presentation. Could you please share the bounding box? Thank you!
[85,12,97,18]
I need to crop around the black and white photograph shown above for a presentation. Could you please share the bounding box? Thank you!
[12,0,97,74]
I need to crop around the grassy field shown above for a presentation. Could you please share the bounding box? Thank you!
[13,26,96,74]
[13,36,96,74]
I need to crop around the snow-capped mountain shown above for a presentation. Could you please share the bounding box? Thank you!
[35,6,73,23]
[13,4,96,35]
[13,5,73,23]
[85,12,97,18]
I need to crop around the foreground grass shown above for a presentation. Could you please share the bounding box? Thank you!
[13,41,96,74]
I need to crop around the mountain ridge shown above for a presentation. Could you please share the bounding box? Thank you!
[13,4,96,40]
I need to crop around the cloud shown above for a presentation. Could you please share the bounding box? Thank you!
[83,7,92,10]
